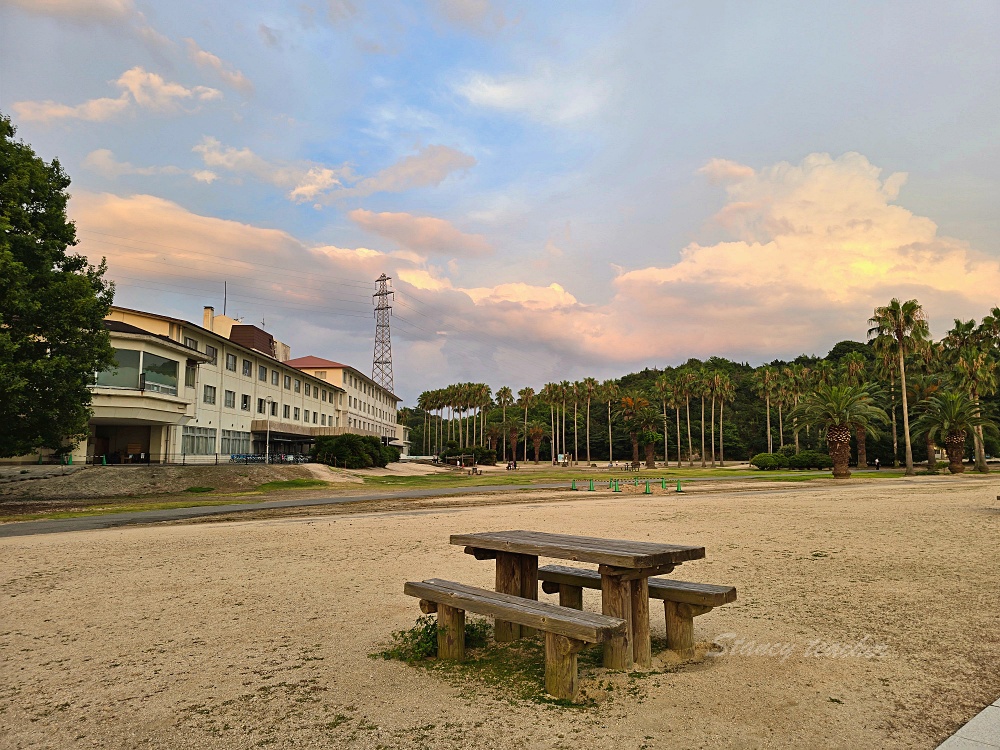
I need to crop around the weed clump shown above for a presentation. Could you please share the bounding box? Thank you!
[375,615,491,661]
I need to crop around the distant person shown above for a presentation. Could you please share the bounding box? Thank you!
[874,457,880,470]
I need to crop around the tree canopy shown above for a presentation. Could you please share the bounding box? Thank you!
[0,114,115,457]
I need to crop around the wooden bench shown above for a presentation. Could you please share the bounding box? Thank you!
[404,578,626,700]
[537,565,736,659]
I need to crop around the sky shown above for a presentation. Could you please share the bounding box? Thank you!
[2,0,999,404]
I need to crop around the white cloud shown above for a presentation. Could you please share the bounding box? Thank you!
[456,65,606,124]
[184,38,254,95]
[83,148,216,183]
[432,0,508,32]
[193,137,475,203]
[13,67,221,123]
[349,209,492,257]
[3,0,133,22]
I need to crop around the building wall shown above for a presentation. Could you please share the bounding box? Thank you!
[296,366,401,441]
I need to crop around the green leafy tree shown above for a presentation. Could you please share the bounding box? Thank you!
[0,115,115,458]
[790,384,887,479]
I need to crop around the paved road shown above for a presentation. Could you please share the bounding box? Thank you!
[0,483,572,538]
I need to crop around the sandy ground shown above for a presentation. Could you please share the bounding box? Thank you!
[2,477,999,749]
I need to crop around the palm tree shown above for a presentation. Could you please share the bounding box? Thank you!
[676,369,696,466]
[841,352,870,468]
[602,380,620,463]
[666,381,683,468]
[698,369,710,467]
[911,392,997,474]
[873,342,900,467]
[784,363,809,453]
[790,384,888,479]
[559,380,572,463]
[907,374,941,471]
[654,373,672,466]
[636,405,660,469]
[527,421,548,465]
[716,373,734,466]
[617,393,649,468]
[516,386,535,463]
[868,298,930,476]
[495,386,514,461]
[943,319,997,473]
[540,383,558,462]
[752,366,778,453]
[570,381,580,464]
[581,377,599,466]
[504,418,521,466]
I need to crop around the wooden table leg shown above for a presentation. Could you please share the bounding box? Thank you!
[601,573,633,670]
[495,552,523,642]
[630,577,651,668]
[520,554,539,637]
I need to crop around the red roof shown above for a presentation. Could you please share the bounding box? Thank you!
[283,356,347,368]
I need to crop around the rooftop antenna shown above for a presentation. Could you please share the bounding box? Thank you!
[372,273,394,393]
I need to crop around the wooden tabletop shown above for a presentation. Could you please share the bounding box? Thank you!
[451,530,705,569]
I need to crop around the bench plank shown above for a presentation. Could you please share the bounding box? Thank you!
[452,530,704,569]
[404,579,626,643]
[538,565,736,608]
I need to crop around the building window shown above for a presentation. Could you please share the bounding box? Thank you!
[204,385,216,404]
[182,426,216,455]
[312,412,318,424]
[242,359,252,377]
[224,390,236,408]
[270,401,278,417]
[184,337,198,350]
[305,383,311,397]
[221,430,251,454]
[316,371,326,379]
[304,409,309,422]
[205,345,217,365]
[321,414,326,426]
[284,375,291,389]
[283,404,290,419]
[294,379,301,393]
[294,407,300,421]
[95,348,141,389]
[226,353,237,371]
[185,364,196,388]
[241,394,251,411]
[258,365,267,381]
[271,370,279,385]
[257,398,266,414]
[322,390,327,402]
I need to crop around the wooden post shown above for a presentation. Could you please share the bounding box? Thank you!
[437,604,465,660]
[544,632,585,701]
[520,554,539,637]
[559,584,584,610]
[601,573,633,669]
[494,552,522,642]
[664,601,712,659]
[630,577,651,668]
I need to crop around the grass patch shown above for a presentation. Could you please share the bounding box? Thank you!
[255,479,330,492]
[0,497,271,523]
[184,486,215,493]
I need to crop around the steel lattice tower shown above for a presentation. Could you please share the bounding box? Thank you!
[372,273,394,393]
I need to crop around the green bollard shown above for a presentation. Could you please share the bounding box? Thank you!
[613,479,621,493]
[644,480,651,495]
[676,480,684,493]
[589,479,595,491]
[661,478,667,490]
[67,455,72,465]
[634,477,638,487]
[101,455,107,466]
[571,479,577,491]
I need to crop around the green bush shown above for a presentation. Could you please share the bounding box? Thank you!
[778,444,798,458]
[787,450,833,470]
[439,445,496,465]
[375,615,492,661]
[750,452,788,470]
[313,434,398,469]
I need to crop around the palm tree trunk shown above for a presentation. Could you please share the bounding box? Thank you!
[561,400,566,463]
[945,432,966,473]
[793,396,800,453]
[710,396,716,468]
[523,407,528,463]
[890,376,899,467]
[765,396,772,453]
[550,403,555,462]
[926,433,937,472]
[685,397,693,467]
[501,405,506,461]
[573,400,578,465]
[700,396,706,468]
[586,397,592,465]
[898,347,915,475]
[608,401,613,463]
[856,426,867,469]
[778,403,784,449]
[662,399,668,467]
[971,388,989,473]
[719,400,725,466]
[676,407,682,468]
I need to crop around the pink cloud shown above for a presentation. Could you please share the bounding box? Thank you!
[349,209,492,257]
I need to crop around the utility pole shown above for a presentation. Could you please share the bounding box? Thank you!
[372,273,394,394]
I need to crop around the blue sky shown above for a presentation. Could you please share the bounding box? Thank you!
[2,1,998,402]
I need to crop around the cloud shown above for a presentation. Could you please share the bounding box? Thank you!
[348,209,492,257]
[193,137,475,203]
[697,158,755,184]
[456,66,606,124]
[3,0,133,22]
[185,38,254,95]
[13,67,221,123]
[83,148,217,182]
[432,0,508,32]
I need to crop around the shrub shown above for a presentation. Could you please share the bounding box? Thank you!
[375,615,492,661]
[787,450,833,470]
[750,452,788,470]
[439,445,496,466]
[777,444,797,458]
[313,434,398,469]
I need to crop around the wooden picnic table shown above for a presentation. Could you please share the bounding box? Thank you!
[450,530,705,670]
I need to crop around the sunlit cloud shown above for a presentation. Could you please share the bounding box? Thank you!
[184,38,254,95]
[13,67,221,123]
[349,209,492,258]
[456,65,607,123]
